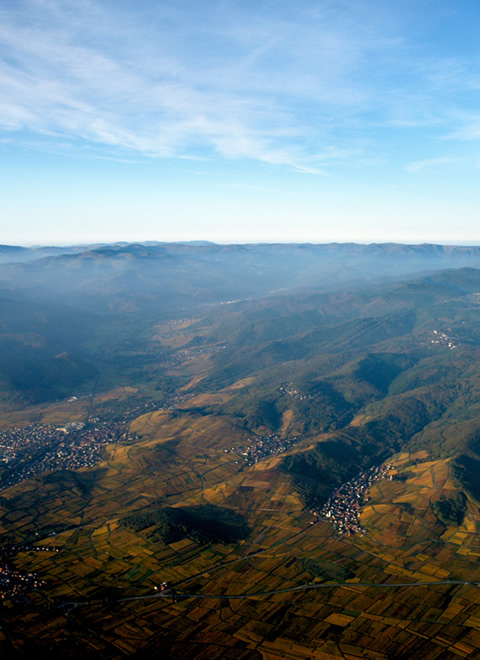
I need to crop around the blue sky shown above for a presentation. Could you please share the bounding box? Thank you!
[1,0,480,245]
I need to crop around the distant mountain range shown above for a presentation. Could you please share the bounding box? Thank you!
[2,241,480,308]
[1,241,480,406]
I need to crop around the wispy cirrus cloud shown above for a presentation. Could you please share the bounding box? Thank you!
[1,0,480,174]
[406,157,464,173]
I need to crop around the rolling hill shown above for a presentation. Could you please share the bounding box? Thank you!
[2,244,480,658]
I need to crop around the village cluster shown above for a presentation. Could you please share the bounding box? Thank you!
[279,383,315,400]
[0,382,212,495]
[430,329,458,350]
[225,433,300,465]
[311,464,394,535]
[0,420,138,492]
[0,562,46,602]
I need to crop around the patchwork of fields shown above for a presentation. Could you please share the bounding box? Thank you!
[2,383,480,658]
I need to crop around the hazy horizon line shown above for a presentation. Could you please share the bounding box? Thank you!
[5,238,480,249]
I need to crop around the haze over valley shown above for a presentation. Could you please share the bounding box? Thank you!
[2,242,480,658]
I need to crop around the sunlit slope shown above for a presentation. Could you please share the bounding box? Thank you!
[3,264,480,656]
[3,400,480,657]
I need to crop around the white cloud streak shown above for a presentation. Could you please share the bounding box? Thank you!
[405,157,463,173]
[0,0,479,172]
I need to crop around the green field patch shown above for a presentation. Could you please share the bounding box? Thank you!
[122,504,250,546]
[433,490,467,526]
[303,558,355,582]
